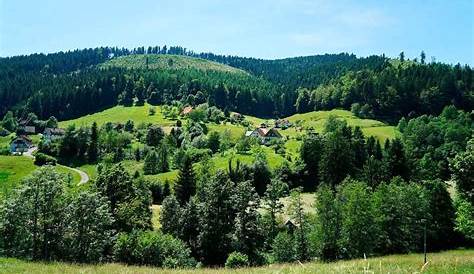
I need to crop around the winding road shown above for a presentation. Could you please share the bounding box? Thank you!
[23,146,89,184]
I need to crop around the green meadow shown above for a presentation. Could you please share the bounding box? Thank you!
[0,249,471,274]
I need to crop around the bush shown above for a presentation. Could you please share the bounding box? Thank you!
[225,251,249,268]
[113,230,195,268]
[271,232,296,263]
[0,146,9,155]
[0,127,10,137]
[34,152,57,166]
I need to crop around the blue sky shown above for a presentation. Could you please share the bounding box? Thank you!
[1,0,472,64]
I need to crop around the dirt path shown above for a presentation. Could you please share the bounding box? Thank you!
[23,146,89,184]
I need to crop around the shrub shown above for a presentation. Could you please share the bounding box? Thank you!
[0,146,9,155]
[225,251,249,268]
[113,230,195,268]
[34,152,57,166]
[271,232,296,263]
[0,127,10,137]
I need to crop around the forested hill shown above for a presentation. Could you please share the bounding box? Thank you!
[0,46,472,122]
[195,52,387,90]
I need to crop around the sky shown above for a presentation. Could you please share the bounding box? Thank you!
[0,0,472,65]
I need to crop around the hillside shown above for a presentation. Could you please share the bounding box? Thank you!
[59,104,174,128]
[282,109,400,143]
[0,249,472,274]
[100,54,248,74]
[0,156,81,198]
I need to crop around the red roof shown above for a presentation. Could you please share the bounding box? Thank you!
[181,106,193,115]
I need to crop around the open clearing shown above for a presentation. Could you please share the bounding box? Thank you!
[100,54,247,74]
[0,156,81,198]
[0,249,471,274]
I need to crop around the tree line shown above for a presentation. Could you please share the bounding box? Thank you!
[2,46,471,122]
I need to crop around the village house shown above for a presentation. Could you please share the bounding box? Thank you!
[274,119,292,129]
[180,106,194,116]
[9,135,32,153]
[18,125,36,135]
[43,127,65,142]
[231,112,244,121]
[245,127,282,144]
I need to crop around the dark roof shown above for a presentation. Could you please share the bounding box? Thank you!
[11,135,32,144]
[44,128,65,135]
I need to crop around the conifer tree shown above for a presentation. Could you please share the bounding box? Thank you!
[174,155,196,205]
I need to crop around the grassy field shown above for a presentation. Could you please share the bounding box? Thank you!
[0,249,471,273]
[0,156,81,198]
[283,109,400,143]
[59,104,175,128]
[100,54,247,74]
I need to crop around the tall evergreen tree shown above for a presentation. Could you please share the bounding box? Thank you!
[288,187,310,262]
[143,149,159,175]
[87,122,99,163]
[174,155,196,205]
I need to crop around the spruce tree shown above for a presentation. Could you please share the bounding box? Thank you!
[174,155,196,205]
[143,149,159,175]
[87,122,99,163]
[288,187,310,261]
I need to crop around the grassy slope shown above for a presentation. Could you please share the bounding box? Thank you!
[0,249,472,274]
[283,109,400,143]
[0,156,81,198]
[59,104,174,128]
[100,54,247,74]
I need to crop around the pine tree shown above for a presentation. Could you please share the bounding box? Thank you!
[143,149,159,175]
[174,155,196,205]
[288,187,310,261]
[231,181,263,264]
[263,179,287,243]
[314,184,341,261]
[157,144,169,172]
[87,122,99,163]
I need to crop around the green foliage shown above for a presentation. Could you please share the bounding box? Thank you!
[146,126,164,147]
[33,152,57,166]
[263,179,287,244]
[63,189,113,263]
[113,230,195,268]
[271,232,296,263]
[288,187,311,261]
[143,149,159,175]
[196,171,234,265]
[454,197,474,240]
[450,137,474,204]
[0,167,66,260]
[231,181,263,265]
[423,179,456,250]
[312,185,340,261]
[336,179,377,259]
[404,106,472,180]
[1,111,17,132]
[160,195,182,237]
[174,154,196,205]
[95,164,152,232]
[225,251,249,268]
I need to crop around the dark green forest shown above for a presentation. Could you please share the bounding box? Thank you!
[1,46,472,122]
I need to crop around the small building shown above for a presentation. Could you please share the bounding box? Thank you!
[231,112,244,121]
[180,106,194,116]
[19,126,36,135]
[10,136,32,153]
[245,127,282,144]
[43,127,65,142]
[275,119,292,129]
